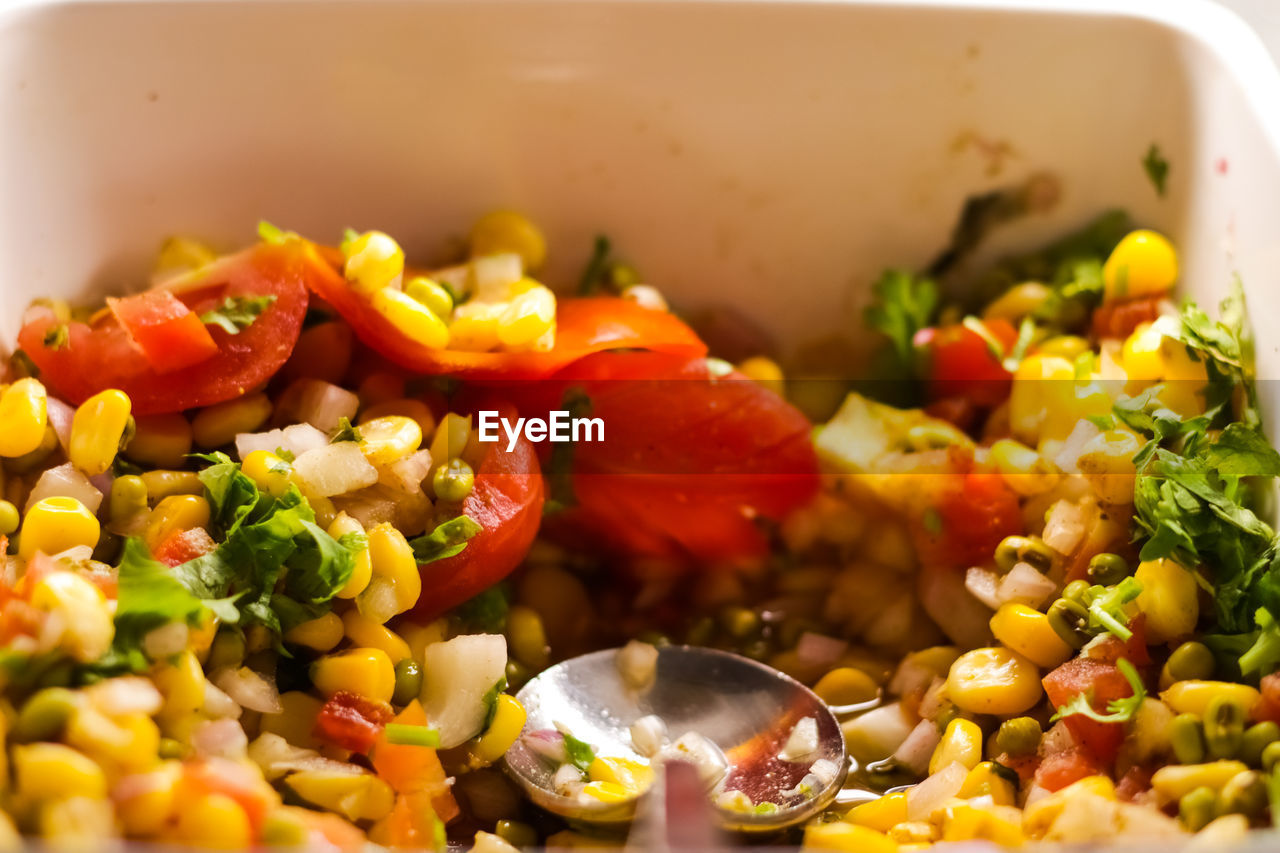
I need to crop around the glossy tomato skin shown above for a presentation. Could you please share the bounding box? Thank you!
[410,406,544,621]
[314,691,394,753]
[917,319,1018,410]
[515,352,820,565]
[1043,658,1135,764]
[919,470,1022,570]
[18,242,320,414]
[107,289,219,373]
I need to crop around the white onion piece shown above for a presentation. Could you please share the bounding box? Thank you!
[842,702,915,764]
[191,718,248,760]
[202,681,242,719]
[1043,499,1091,555]
[46,397,75,453]
[893,719,941,776]
[889,657,938,699]
[616,640,659,690]
[26,463,104,514]
[212,666,283,714]
[778,716,819,762]
[247,733,350,781]
[85,676,163,716]
[290,380,359,433]
[292,443,378,497]
[659,732,727,789]
[49,545,94,564]
[919,562,994,648]
[522,729,569,764]
[421,633,509,748]
[630,715,668,758]
[998,562,1058,609]
[906,760,968,820]
[964,566,1002,611]
[142,621,190,660]
[471,252,524,301]
[1053,419,1102,474]
[808,758,839,786]
[553,763,585,796]
[88,471,114,498]
[795,632,849,670]
[235,422,328,461]
[382,449,433,493]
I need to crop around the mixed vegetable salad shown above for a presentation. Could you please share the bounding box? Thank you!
[0,205,1275,852]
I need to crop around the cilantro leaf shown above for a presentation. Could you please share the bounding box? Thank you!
[330,417,362,443]
[1086,577,1144,641]
[481,677,508,730]
[454,584,509,633]
[199,294,276,335]
[578,235,613,295]
[863,269,939,371]
[1142,144,1170,197]
[562,731,596,772]
[258,220,299,244]
[409,515,483,564]
[42,325,70,351]
[1239,608,1280,678]
[1052,658,1146,724]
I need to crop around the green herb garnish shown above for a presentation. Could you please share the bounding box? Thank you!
[1052,658,1146,724]
[384,724,441,747]
[200,294,277,335]
[1143,144,1170,197]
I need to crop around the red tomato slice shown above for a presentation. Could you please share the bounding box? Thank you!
[154,528,217,568]
[314,691,394,753]
[303,250,706,378]
[918,470,1022,570]
[1034,748,1104,792]
[18,242,318,414]
[410,404,544,621]
[1043,659,1135,763]
[526,351,820,564]
[916,319,1018,409]
[107,289,219,373]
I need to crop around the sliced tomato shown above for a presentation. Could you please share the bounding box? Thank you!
[1084,615,1151,667]
[916,319,1017,409]
[303,250,706,379]
[1043,659,1135,764]
[1091,295,1163,340]
[1034,749,1104,792]
[314,691,394,753]
[18,242,317,414]
[154,528,217,568]
[107,289,219,373]
[919,470,1022,570]
[410,405,544,621]
[523,352,820,564]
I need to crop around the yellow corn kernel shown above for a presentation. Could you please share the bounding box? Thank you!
[69,389,132,476]
[342,610,411,662]
[260,691,324,749]
[1121,321,1207,416]
[66,708,159,774]
[448,302,504,352]
[191,392,272,449]
[177,792,252,848]
[127,413,193,469]
[144,494,212,551]
[19,496,100,559]
[1160,681,1260,717]
[1022,776,1117,839]
[983,281,1051,323]
[311,647,396,704]
[155,650,206,720]
[1151,761,1248,802]
[470,210,547,271]
[940,803,1023,845]
[1009,355,1074,445]
[814,667,879,707]
[140,469,204,501]
[360,523,420,621]
[343,230,405,295]
[371,286,449,350]
[497,284,556,348]
[1075,429,1141,505]
[989,438,1059,497]
[803,822,899,853]
[1134,558,1199,645]
[990,603,1073,669]
[359,398,436,440]
[286,769,395,821]
[737,356,785,395]
[469,695,529,766]
[358,415,422,466]
[240,449,293,498]
[429,412,472,462]
[38,797,116,845]
[506,605,550,670]
[1035,335,1091,360]
[28,571,114,662]
[115,762,183,837]
[0,378,48,457]
[929,718,982,775]
[847,791,908,832]
[1103,229,1177,302]
[946,647,1043,716]
[13,743,106,800]
[587,755,655,793]
[957,762,1016,806]
[285,611,345,652]
[578,780,632,804]
[328,513,372,599]
[400,619,448,663]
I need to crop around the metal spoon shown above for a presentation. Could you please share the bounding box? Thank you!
[502,645,848,834]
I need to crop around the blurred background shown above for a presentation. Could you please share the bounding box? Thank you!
[1210,0,1275,58]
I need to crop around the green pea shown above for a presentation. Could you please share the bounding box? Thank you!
[1204,696,1246,761]
[1170,714,1206,765]
[1239,721,1280,767]
[495,820,538,849]
[994,535,1054,573]
[12,687,80,743]
[995,716,1042,757]
[260,810,309,846]
[1086,552,1130,586]
[0,500,19,537]
[109,475,149,525]
[1047,599,1091,649]
[1165,641,1215,683]
[1261,741,1280,774]
[206,629,247,672]
[1178,785,1218,831]
[1062,580,1092,606]
[433,458,475,503]
[719,606,761,640]
[1219,770,1268,820]
[392,658,423,706]
[158,737,189,760]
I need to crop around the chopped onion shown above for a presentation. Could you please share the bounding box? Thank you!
[841,702,915,764]
[212,666,283,714]
[1043,498,1091,555]
[889,657,937,699]
[919,561,994,648]
[287,380,360,433]
[659,732,727,789]
[553,763,585,796]
[906,760,968,820]
[964,566,1002,610]
[893,719,941,776]
[471,252,524,301]
[380,448,433,493]
[85,676,163,716]
[46,397,75,453]
[202,681,242,719]
[998,562,1057,609]
[26,463,104,514]
[1053,420,1102,474]
[235,422,328,461]
[808,758,839,786]
[795,632,849,670]
[616,640,659,690]
[49,545,94,563]
[247,733,354,781]
[778,716,819,762]
[630,715,668,758]
[142,621,190,660]
[292,442,379,497]
[421,633,509,748]
[191,718,248,760]
[522,729,569,764]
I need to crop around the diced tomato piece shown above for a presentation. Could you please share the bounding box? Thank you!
[314,691,394,753]
[923,470,1022,569]
[181,757,279,834]
[1091,295,1163,340]
[153,528,218,568]
[1085,615,1152,667]
[108,289,220,373]
[1035,749,1104,792]
[916,318,1018,409]
[1043,659,1135,763]
[1253,673,1280,724]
